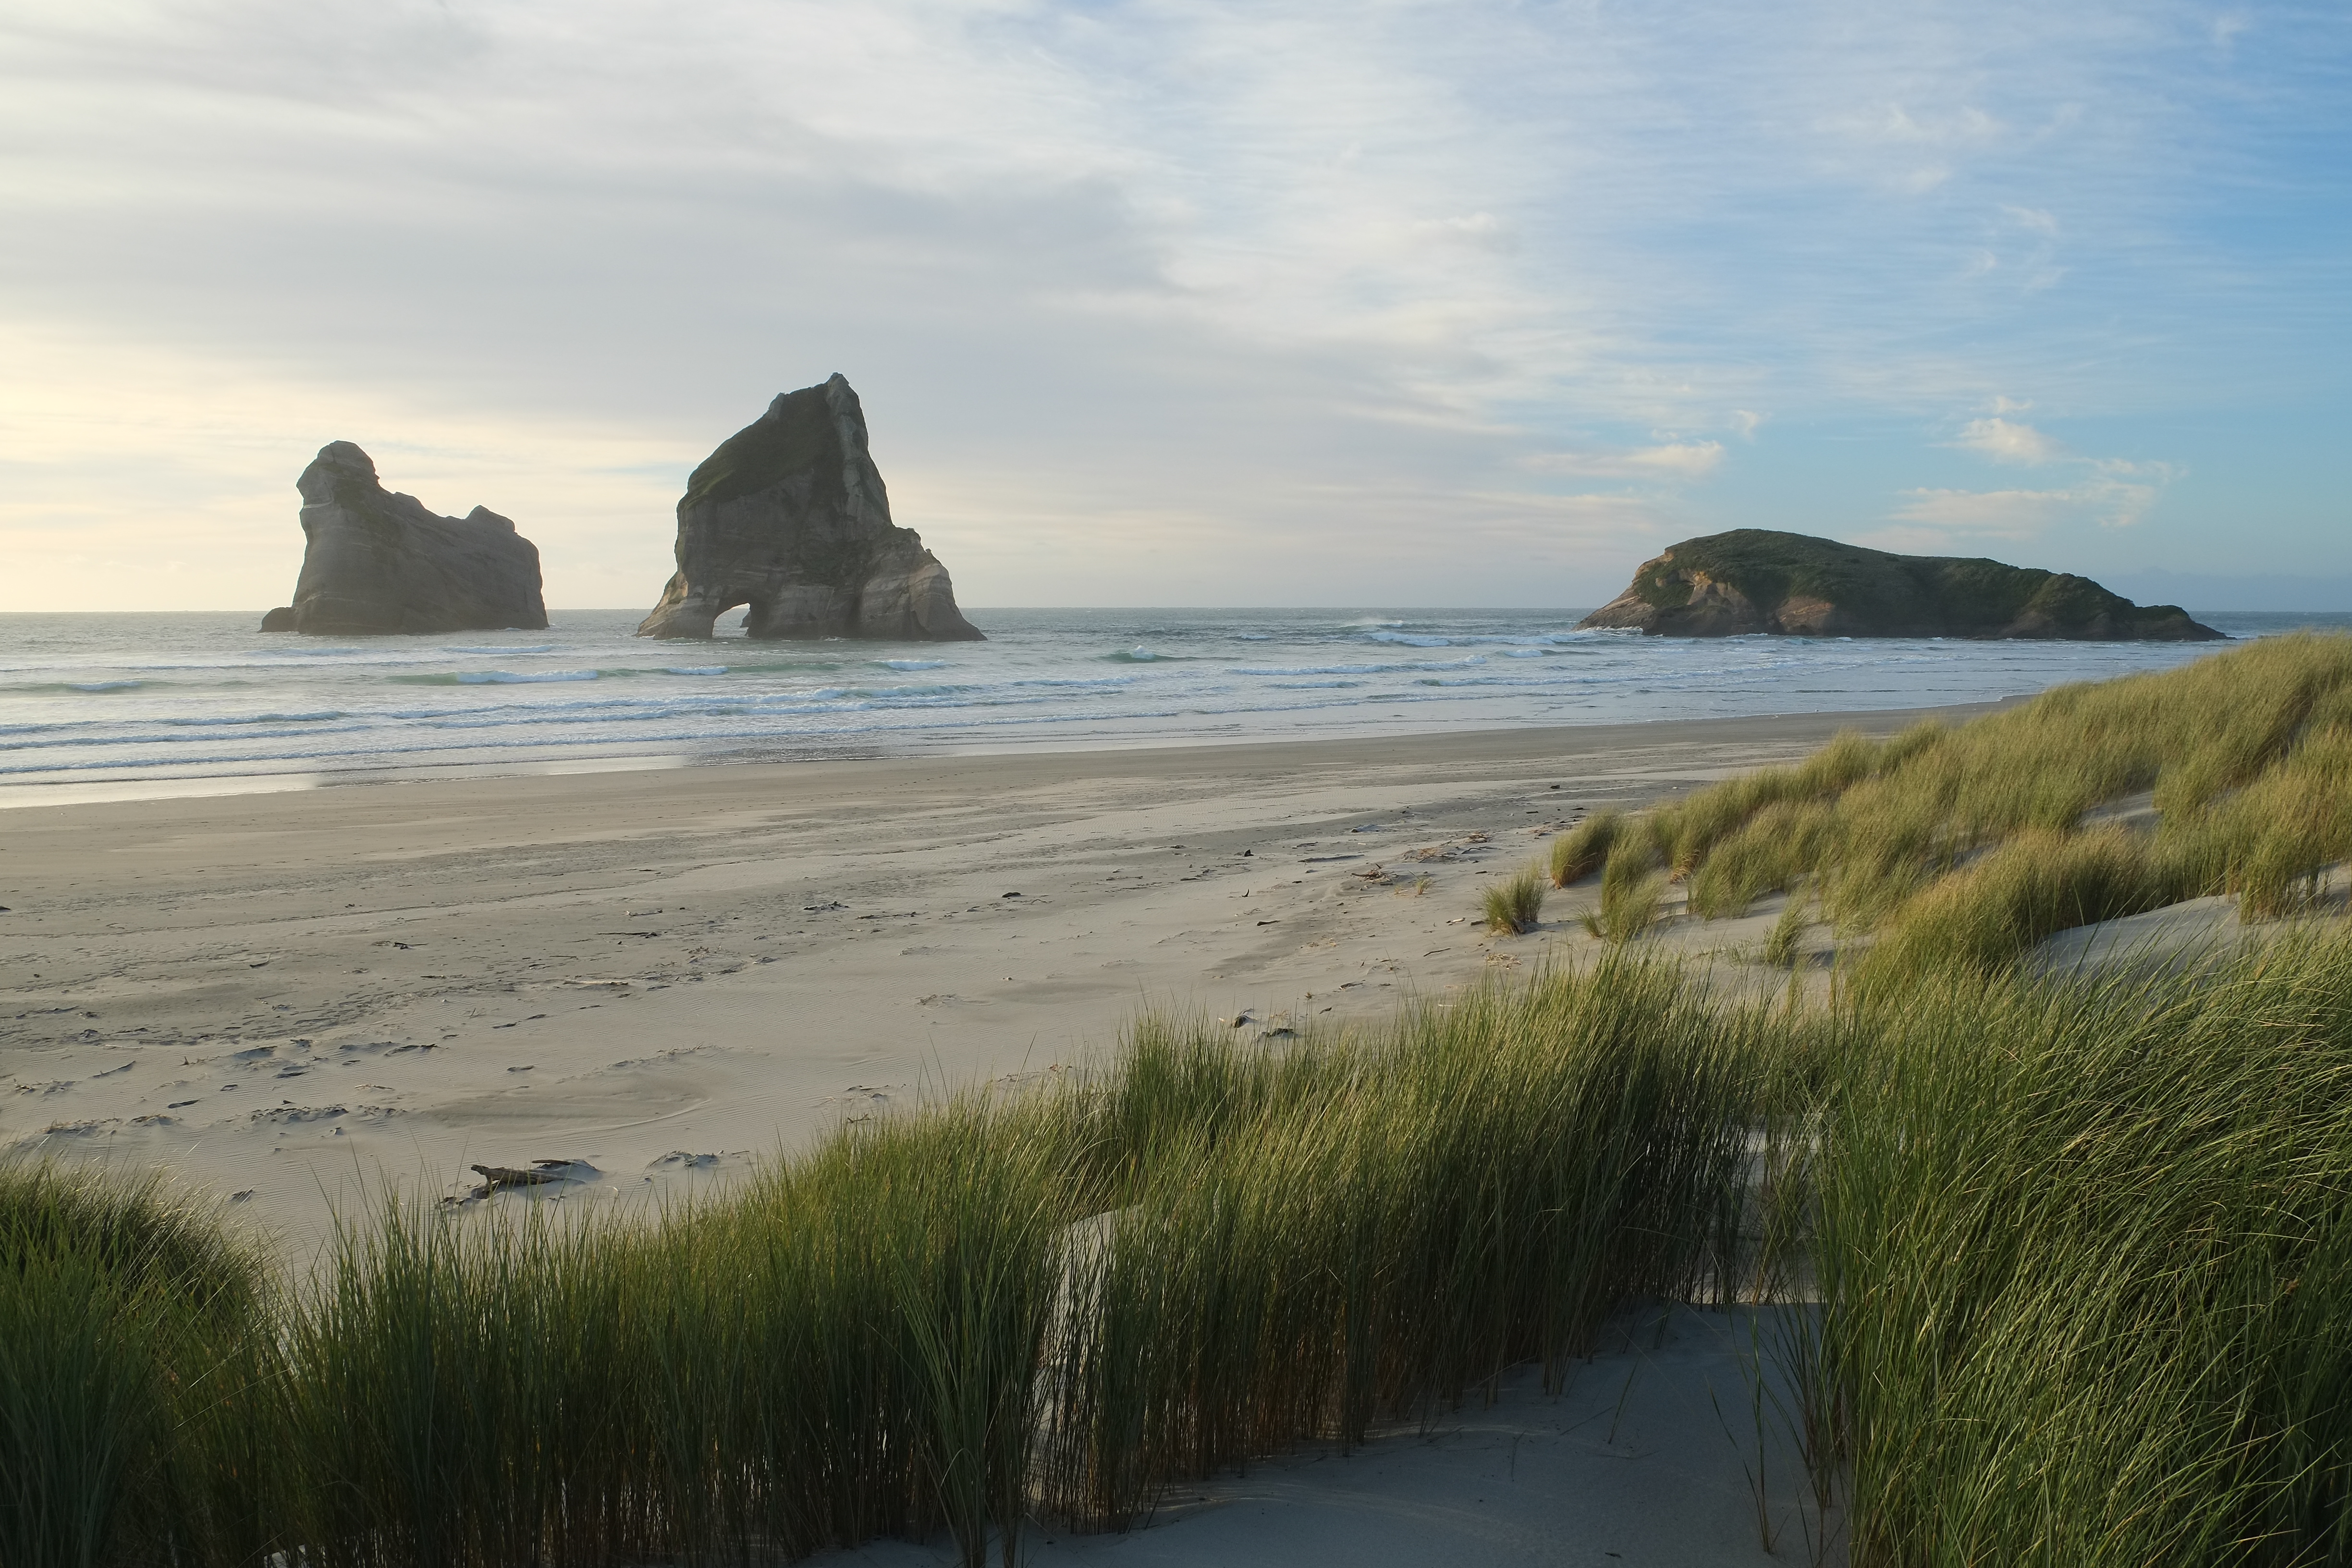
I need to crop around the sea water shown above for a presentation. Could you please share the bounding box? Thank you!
[1,608,2341,807]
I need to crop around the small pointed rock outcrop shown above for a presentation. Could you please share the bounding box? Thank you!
[636,375,983,641]
[259,442,548,635]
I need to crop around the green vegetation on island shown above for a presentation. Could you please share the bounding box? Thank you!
[1580,527,2223,639]
[679,383,841,512]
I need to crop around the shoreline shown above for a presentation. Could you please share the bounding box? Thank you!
[0,698,2026,812]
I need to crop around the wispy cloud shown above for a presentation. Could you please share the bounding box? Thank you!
[1952,416,2068,465]
[1880,463,2178,551]
[1897,393,2184,546]
[1523,442,1725,479]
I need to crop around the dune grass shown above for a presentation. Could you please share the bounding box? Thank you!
[1581,836,1667,941]
[1481,865,1546,933]
[1548,808,1625,885]
[1604,632,2352,973]
[0,1163,278,1568]
[1038,968,1785,1530]
[1809,933,2352,1564]
[1762,882,1813,967]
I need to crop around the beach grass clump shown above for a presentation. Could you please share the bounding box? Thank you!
[1547,808,1624,885]
[281,1101,1075,1568]
[758,1103,1067,1566]
[1581,837,1667,942]
[2194,718,2352,919]
[261,964,1786,1564]
[1040,955,1791,1528]
[1852,825,2190,991]
[1761,883,1813,967]
[1482,865,1546,933]
[1811,931,2352,1564]
[0,1163,279,1568]
[1598,633,2352,964]
[1661,729,1880,876]
[1685,799,1839,919]
[283,1196,664,1568]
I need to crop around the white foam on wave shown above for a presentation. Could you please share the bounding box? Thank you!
[876,659,948,671]
[1232,655,1487,677]
[455,670,600,685]
[751,688,849,706]
[163,710,346,726]
[665,666,728,676]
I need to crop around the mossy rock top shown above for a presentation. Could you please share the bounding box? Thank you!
[683,384,841,511]
[1588,530,2222,641]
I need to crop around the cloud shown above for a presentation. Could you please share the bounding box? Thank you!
[2078,463,2176,527]
[1952,416,2067,465]
[1523,441,1724,479]
[1410,211,1517,252]
[1910,394,2182,540]
[1881,467,2174,546]
[1882,487,2072,539]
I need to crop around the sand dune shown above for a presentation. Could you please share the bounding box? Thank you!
[811,1306,1827,1568]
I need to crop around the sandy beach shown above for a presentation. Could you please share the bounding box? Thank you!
[1,704,1992,1255]
[6,709,1931,1567]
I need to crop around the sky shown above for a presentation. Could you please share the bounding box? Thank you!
[2,0,2347,612]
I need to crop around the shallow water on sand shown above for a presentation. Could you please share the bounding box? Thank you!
[1,608,2340,805]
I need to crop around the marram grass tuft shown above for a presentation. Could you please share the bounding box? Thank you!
[1482,864,1547,933]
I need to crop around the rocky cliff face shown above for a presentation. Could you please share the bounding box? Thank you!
[636,376,982,641]
[260,443,547,636]
[1580,530,2223,641]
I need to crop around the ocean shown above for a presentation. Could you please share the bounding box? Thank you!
[3,608,2343,807]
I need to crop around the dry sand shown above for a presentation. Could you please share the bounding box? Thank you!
[818,1305,1831,1568]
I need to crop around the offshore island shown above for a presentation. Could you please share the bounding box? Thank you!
[1581,528,2223,640]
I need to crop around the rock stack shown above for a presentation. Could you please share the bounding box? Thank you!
[636,375,982,641]
[260,443,547,635]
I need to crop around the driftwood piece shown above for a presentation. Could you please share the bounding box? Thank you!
[470,1162,564,1190]
[450,1159,598,1204]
